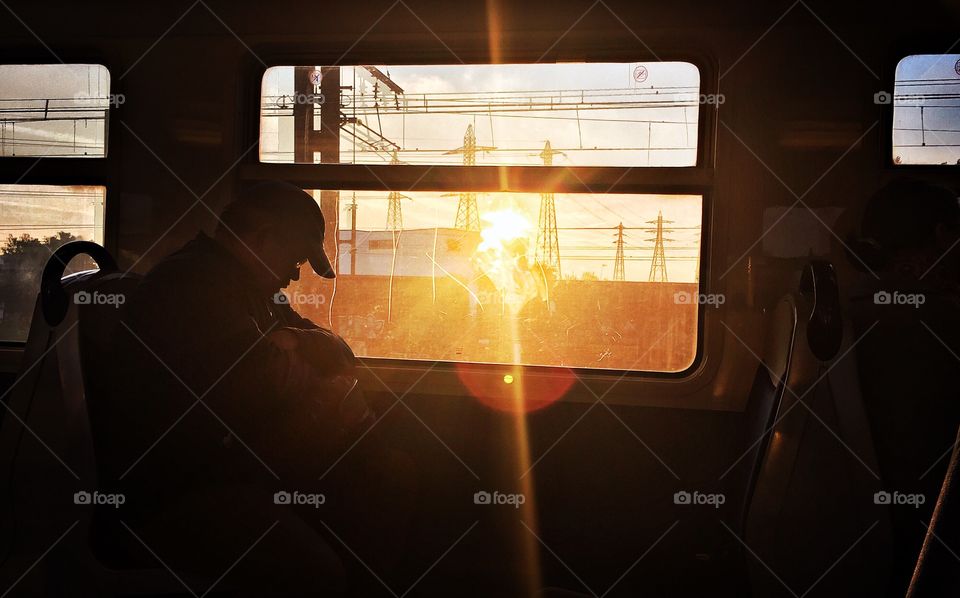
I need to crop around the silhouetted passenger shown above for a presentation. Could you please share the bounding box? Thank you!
[846,179,960,595]
[99,182,413,596]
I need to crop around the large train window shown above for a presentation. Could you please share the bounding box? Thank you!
[0,64,112,158]
[0,185,106,341]
[256,61,710,374]
[260,63,701,166]
[893,54,960,165]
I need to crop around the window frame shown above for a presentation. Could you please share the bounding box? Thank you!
[0,58,117,358]
[0,63,113,160]
[883,36,960,181]
[240,50,721,406]
[889,53,960,168]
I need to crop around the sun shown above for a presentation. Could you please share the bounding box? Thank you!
[473,209,542,306]
[478,209,533,252]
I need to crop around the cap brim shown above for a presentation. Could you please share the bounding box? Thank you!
[308,244,336,279]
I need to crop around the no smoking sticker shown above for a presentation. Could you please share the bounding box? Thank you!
[633,65,648,83]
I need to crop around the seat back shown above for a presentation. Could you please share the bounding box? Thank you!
[0,242,143,592]
[907,424,960,597]
[849,279,960,593]
[2,241,324,595]
[743,260,892,597]
[731,295,797,537]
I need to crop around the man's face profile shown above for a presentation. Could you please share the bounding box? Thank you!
[243,223,310,293]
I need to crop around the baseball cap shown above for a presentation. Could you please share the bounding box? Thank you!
[232,181,336,278]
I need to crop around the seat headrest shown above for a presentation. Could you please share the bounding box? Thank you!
[40,241,118,327]
[799,260,842,361]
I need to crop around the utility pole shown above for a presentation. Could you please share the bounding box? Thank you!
[646,210,674,282]
[348,192,358,275]
[613,222,626,282]
[445,124,494,231]
[535,140,563,277]
[386,149,403,231]
[293,66,342,274]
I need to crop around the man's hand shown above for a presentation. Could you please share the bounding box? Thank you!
[266,327,371,432]
[268,327,357,378]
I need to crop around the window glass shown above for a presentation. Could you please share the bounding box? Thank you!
[893,54,960,165]
[0,64,111,158]
[284,190,702,372]
[260,63,701,167]
[0,185,106,341]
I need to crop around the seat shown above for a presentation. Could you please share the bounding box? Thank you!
[730,294,798,539]
[848,275,960,594]
[742,260,893,597]
[907,423,960,596]
[0,241,224,596]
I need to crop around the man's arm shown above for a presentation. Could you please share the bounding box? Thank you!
[272,294,321,329]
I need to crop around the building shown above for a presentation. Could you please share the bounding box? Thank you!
[337,227,480,277]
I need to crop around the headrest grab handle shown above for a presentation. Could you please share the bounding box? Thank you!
[799,260,842,361]
[40,241,118,326]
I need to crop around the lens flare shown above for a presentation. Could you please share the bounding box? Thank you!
[473,209,543,307]
[456,364,576,413]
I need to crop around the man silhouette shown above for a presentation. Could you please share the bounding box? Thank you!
[105,181,410,596]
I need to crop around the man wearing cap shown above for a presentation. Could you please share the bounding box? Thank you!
[107,181,407,596]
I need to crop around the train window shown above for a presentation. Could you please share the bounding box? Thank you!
[0,185,106,341]
[0,64,111,158]
[283,190,702,372]
[892,54,960,165]
[259,63,701,167]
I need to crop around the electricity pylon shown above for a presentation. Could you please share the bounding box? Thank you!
[613,222,626,282]
[646,210,674,282]
[386,150,403,231]
[535,140,563,277]
[445,124,494,231]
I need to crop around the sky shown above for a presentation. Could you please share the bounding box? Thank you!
[0,64,109,157]
[261,62,701,167]
[893,54,960,165]
[0,185,105,247]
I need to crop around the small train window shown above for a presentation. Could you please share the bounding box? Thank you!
[259,63,701,167]
[893,54,960,165]
[0,185,106,341]
[283,190,702,373]
[0,64,112,158]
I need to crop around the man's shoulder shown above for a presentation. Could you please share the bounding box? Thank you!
[126,234,241,316]
[141,235,233,286]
